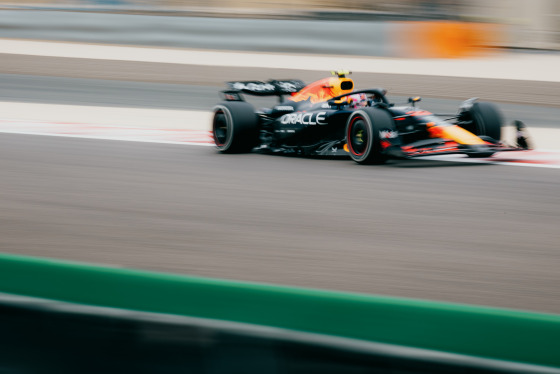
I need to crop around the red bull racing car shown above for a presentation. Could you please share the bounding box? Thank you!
[212,71,530,164]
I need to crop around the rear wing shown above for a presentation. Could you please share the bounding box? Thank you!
[221,80,306,102]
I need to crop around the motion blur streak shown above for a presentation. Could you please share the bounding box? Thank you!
[394,21,504,58]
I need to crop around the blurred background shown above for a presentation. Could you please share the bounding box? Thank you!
[1,0,559,51]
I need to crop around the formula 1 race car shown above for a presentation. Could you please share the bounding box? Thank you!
[212,71,531,164]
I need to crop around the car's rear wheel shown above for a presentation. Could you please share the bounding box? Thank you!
[213,101,259,153]
[346,108,393,164]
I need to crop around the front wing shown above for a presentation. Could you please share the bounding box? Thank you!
[393,138,529,158]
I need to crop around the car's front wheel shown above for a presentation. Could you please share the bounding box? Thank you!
[346,108,393,164]
[461,102,504,158]
[465,102,503,142]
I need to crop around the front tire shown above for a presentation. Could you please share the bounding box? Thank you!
[463,102,504,158]
[213,101,259,153]
[346,108,393,164]
[467,102,503,142]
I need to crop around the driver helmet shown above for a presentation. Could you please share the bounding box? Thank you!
[347,93,368,107]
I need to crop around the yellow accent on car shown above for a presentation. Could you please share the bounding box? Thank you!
[290,76,354,104]
[429,125,486,145]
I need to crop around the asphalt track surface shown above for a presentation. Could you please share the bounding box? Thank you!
[1,56,560,314]
[2,132,560,314]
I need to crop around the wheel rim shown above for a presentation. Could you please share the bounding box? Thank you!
[348,116,369,156]
[213,110,229,147]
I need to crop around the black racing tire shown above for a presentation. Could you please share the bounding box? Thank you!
[212,101,259,153]
[468,102,503,142]
[346,108,393,165]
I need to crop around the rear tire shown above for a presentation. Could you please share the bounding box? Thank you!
[467,102,503,142]
[346,108,393,165]
[213,102,259,153]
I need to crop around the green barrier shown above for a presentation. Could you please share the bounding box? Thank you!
[1,252,559,368]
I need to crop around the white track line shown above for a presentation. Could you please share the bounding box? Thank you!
[1,117,560,169]
[2,101,559,148]
[0,129,215,146]
[0,118,213,146]
[0,102,211,130]
[2,39,560,82]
